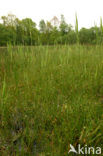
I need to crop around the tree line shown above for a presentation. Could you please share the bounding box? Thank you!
[0,14,103,46]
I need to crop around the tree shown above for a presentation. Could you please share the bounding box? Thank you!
[49,27,60,44]
[79,27,96,44]
[46,21,53,32]
[50,16,59,28]
[1,14,18,45]
[1,14,17,27]
[21,18,37,45]
[0,24,9,46]
[67,30,76,44]
[59,15,69,35]
[39,20,46,33]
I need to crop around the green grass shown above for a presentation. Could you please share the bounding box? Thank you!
[0,45,103,155]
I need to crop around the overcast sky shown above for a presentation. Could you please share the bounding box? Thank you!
[0,0,103,29]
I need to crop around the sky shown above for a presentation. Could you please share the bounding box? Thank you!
[0,0,103,29]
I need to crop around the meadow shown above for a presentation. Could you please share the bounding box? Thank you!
[0,45,103,155]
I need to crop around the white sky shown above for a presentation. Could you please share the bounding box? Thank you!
[0,0,103,29]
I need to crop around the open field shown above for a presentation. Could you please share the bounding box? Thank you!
[0,45,103,155]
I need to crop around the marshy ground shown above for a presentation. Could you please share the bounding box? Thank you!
[0,45,103,155]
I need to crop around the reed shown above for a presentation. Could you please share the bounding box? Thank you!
[0,45,103,155]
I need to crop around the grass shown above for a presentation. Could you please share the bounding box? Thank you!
[0,45,103,155]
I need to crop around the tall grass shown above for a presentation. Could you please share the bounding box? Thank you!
[100,17,103,44]
[0,45,103,155]
[75,13,79,44]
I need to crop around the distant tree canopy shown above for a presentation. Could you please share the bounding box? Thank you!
[0,13,103,46]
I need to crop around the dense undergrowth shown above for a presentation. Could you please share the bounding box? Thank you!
[0,45,103,155]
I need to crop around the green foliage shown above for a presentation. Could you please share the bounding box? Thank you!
[0,13,103,46]
[59,15,69,35]
[39,20,46,33]
[0,45,103,155]
[100,17,103,44]
[79,27,96,44]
